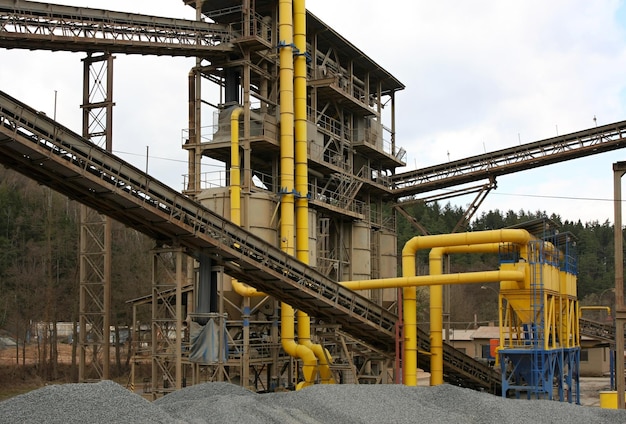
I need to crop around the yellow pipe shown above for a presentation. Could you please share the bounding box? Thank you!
[346,243,514,385]
[430,245,497,386]
[580,305,612,316]
[401,229,532,386]
[279,0,317,389]
[293,0,308,264]
[341,267,524,386]
[282,303,317,389]
[230,107,243,225]
[228,107,266,297]
[279,0,295,257]
[293,0,333,384]
[341,269,525,291]
[429,244,503,386]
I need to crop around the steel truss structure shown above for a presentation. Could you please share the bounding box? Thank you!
[392,121,626,197]
[78,52,114,382]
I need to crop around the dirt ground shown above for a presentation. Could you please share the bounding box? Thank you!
[0,343,135,401]
[0,343,74,366]
[579,376,613,407]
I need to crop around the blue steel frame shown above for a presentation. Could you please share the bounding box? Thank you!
[499,347,580,403]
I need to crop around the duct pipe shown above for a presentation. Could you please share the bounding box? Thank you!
[401,229,532,386]
[279,0,317,389]
[340,266,524,385]
[227,106,255,386]
[293,0,308,264]
[227,107,266,298]
[341,269,524,291]
[293,0,333,384]
[229,107,243,226]
[427,243,517,386]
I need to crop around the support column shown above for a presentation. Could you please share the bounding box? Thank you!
[79,52,114,382]
[613,162,626,409]
[151,247,186,399]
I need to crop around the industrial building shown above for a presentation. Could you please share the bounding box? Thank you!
[2,0,626,405]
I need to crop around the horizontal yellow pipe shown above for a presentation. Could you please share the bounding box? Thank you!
[580,305,611,316]
[341,269,524,291]
[402,230,532,259]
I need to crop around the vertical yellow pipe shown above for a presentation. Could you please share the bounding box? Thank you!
[293,0,333,384]
[401,251,417,386]
[279,2,295,256]
[229,107,266,297]
[428,243,501,386]
[293,0,310,354]
[428,254,444,386]
[279,0,317,389]
[293,0,308,265]
[230,107,243,226]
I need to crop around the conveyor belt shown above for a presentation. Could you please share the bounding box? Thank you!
[0,88,504,392]
[416,327,501,394]
[391,120,626,199]
[0,0,233,56]
[0,88,395,352]
[579,317,616,344]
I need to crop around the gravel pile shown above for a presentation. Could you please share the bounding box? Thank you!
[0,380,175,424]
[2,380,626,424]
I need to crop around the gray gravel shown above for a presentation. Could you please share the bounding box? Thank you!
[2,380,626,424]
[0,380,176,424]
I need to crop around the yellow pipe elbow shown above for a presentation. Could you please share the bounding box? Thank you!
[282,303,318,389]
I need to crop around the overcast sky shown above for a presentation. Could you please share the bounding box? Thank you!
[2,0,626,224]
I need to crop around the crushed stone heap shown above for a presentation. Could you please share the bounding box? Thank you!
[2,380,626,424]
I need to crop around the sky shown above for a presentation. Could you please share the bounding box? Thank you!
[2,0,626,224]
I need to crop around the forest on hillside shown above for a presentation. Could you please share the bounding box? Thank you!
[0,166,619,380]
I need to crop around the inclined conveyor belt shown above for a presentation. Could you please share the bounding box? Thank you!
[391,119,626,198]
[579,317,617,344]
[0,89,395,351]
[416,327,501,393]
[0,88,503,391]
